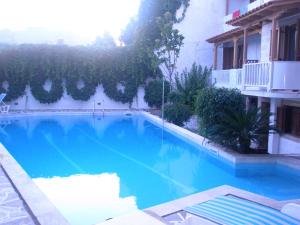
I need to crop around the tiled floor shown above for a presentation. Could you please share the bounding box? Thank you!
[0,166,36,225]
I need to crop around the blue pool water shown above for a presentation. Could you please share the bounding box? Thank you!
[0,114,300,225]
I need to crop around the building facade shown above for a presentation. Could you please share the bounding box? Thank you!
[175,0,227,72]
[207,0,300,155]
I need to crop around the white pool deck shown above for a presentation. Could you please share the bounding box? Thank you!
[0,144,69,225]
[0,165,36,225]
[0,110,300,225]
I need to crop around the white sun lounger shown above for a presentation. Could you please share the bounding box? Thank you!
[0,93,10,113]
[184,195,300,225]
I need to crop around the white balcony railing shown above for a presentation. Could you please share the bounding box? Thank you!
[272,61,300,90]
[236,68,243,86]
[212,69,242,89]
[244,62,271,89]
[224,0,273,25]
[212,70,230,87]
[247,0,271,11]
[213,61,300,92]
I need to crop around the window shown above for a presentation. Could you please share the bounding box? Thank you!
[222,44,243,70]
[277,20,300,61]
[223,47,234,70]
[277,106,300,137]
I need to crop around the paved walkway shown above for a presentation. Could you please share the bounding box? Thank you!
[0,166,36,225]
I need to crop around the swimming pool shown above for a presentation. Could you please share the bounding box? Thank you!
[0,113,300,225]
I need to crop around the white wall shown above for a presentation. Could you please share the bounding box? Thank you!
[279,135,300,155]
[9,86,150,111]
[175,0,226,72]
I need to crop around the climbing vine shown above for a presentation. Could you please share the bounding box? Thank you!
[30,72,64,104]
[0,47,28,101]
[101,47,158,104]
[65,61,98,101]
[0,45,160,104]
[29,47,64,103]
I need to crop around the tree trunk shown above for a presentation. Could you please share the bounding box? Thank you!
[238,138,251,154]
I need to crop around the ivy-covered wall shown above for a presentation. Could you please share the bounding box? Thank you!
[0,45,159,109]
[10,86,149,111]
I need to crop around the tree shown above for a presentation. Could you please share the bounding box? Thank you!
[120,0,190,47]
[93,33,116,49]
[154,12,184,86]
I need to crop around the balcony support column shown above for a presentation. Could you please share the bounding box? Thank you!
[233,38,238,69]
[268,98,281,154]
[213,44,218,70]
[243,28,248,65]
[271,17,278,61]
[257,97,263,108]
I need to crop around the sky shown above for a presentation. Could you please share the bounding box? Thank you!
[0,0,141,45]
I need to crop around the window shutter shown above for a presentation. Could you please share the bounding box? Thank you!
[276,106,286,131]
[296,20,300,60]
[292,108,300,137]
[270,28,280,61]
[278,27,286,60]
[274,28,280,60]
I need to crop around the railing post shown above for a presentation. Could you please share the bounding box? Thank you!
[267,62,273,92]
[241,65,246,90]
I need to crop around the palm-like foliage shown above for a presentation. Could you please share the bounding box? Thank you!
[207,107,277,153]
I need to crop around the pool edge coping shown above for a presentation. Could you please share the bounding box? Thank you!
[141,111,300,171]
[0,143,70,225]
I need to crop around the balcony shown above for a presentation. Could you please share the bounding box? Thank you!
[272,62,300,90]
[212,69,242,89]
[224,0,272,25]
[244,62,271,89]
[248,0,272,11]
[212,61,300,94]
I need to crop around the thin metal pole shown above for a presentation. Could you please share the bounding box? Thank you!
[93,99,95,116]
[25,95,28,113]
[162,78,165,126]
[162,0,169,127]
[102,100,105,117]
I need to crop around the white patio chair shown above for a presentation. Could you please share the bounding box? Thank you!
[0,93,10,114]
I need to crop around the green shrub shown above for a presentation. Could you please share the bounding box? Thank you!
[144,80,170,108]
[196,87,245,137]
[169,64,211,111]
[164,103,192,126]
